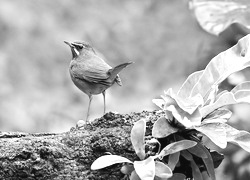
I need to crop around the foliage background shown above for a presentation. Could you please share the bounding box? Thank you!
[0,0,250,179]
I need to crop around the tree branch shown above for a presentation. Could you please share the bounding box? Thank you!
[0,111,161,180]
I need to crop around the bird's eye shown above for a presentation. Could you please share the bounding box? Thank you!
[72,43,84,49]
[78,45,83,49]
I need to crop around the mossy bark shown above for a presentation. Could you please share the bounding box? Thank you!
[0,111,161,180]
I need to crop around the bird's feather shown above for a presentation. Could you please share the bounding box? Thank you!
[108,62,133,82]
[71,54,133,87]
[70,54,113,86]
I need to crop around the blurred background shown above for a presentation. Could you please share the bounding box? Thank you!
[0,0,216,133]
[0,0,250,179]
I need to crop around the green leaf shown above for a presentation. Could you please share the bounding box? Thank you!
[166,88,204,115]
[203,85,218,106]
[158,140,197,159]
[168,152,180,170]
[152,117,178,138]
[130,171,141,180]
[180,150,193,160]
[190,34,250,98]
[168,173,186,180]
[178,70,204,98]
[231,81,250,93]
[91,155,132,170]
[234,90,250,103]
[198,145,216,180]
[195,122,227,148]
[202,89,250,118]
[121,164,134,175]
[152,99,165,109]
[190,160,203,180]
[167,105,202,128]
[155,161,173,179]
[153,92,177,111]
[134,156,155,180]
[157,89,203,128]
[204,108,232,121]
[224,123,250,152]
[131,119,146,160]
[190,0,250,35]
[188,143,208,158]
[201,92,237,117]
[202,118,227,124]
[215,90,228,101]
[161,91,176,107]
[181,151,203,180]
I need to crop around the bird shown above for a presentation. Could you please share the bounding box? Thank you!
[64,41,133,124]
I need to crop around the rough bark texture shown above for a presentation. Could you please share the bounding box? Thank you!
[0,111,162,180]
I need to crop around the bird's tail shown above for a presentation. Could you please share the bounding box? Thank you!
[108,62,133,85]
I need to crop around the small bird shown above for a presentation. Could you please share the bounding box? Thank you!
[64,41,133,123]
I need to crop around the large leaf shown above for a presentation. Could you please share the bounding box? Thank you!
[202,89,250,118]
[204,108,232,121]
[231,81,250,93]
[155,161,173,179]
[166,88,203,115]
[189,0,250,35]
[168,152,180,171]
[130,171,141,180]
[234,90,250,103]
[121,164,134,175]
[224,123,250,152]
[134,156,155,180]
[202,118,227,124]
[158,140,197,159]
[194,122,227,148]
[190,160,203,180]
[201,92,237,117]
[166,105,202,128]
[152,117,178,138]
[198,145,216,180]
[152,99,165,109]
[188,143,208,158]
[91,155,132,170]
[181,151,203,180]
[131,119,146,160]
[190,34,250,98]
[158,90,203,128]
[161,91,176,107]
[177,70,204,98]
[198,122,250,152]
[203,85,218,106]
[215,90,228,101]
[168,173,186,180]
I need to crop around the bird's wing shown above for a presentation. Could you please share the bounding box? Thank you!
[70,56,113,86]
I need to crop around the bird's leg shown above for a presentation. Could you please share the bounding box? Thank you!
[102,91,106,115]
[86,94,93,123]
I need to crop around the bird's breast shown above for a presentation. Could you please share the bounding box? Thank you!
[69,67,109,95]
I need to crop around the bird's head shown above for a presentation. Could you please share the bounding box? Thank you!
[64,41,96,58]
